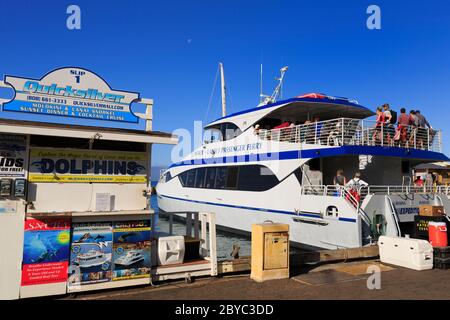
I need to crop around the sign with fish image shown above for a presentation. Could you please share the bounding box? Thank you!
[29,148,148,183]
[21,218,71,286]
[112,220,152,281]
[67,222,113,287]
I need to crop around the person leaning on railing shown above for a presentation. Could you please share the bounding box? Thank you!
[407,110,419,147]
[415,110,433,150]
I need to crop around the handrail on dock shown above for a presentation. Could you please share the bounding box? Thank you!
[255,117,442,153]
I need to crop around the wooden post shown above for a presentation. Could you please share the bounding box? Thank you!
[200,213,207,257]
[186,212,192,237]
[208,213,218,276]
[193,212,199,239]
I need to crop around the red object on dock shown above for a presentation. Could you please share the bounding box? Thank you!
[428,222,448,247]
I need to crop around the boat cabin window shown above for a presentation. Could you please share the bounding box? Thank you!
[194,168,206,188]
[178,165,279,191]
[205,167,217,188]
[204,122,242,143]
[186,170,196,187]
[215,167,227,189]
[160,171,173,183]
[226,167,239,189]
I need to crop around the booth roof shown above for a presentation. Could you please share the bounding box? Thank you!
[0,118,177,145]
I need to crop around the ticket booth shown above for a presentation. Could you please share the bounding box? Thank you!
[0,67,177,299]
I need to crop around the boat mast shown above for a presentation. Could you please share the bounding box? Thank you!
[219,62,226,117]
[258,66,288,107]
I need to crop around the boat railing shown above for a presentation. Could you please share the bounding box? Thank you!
[300,185,371,225]
[437,185,450,195]
[301,184,448,197]
[255,117,442,153]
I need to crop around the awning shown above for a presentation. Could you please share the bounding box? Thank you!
[0,118,178,145]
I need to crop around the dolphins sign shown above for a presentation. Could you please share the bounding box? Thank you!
[2,67,140,123]
[29,148,148,183]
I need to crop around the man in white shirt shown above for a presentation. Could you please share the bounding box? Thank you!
[346,172,368,188]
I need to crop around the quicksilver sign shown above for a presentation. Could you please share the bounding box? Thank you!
[2,67,140,123]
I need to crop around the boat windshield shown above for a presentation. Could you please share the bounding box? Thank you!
[204,122,242,143]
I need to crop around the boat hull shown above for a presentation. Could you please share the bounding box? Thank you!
[156,192,362,250]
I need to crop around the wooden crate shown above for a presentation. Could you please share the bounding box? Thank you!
[419,205,444,217]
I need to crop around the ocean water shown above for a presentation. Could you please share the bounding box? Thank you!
[150,195,251,260]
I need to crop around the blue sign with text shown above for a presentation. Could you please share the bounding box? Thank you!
[1,67,146,130]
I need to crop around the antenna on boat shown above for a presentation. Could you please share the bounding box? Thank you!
[258,66,288,107]
[259,64,266,105]
[219,62,226,117]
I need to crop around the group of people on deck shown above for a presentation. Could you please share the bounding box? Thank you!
[373,104,433,148]
[333,169,368,189]
[254,117,323,143]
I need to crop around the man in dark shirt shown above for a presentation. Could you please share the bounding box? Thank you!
[415,110,432,129]
[416,110,431,149]
[415,110,433,150]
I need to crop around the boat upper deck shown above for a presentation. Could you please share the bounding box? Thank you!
[255,117,443,153]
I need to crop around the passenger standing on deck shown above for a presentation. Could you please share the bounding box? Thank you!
[346,172,368,206]
[396,108,411,146]
[415,110,432,150]
[373,107,385,145]
[425,172,434,188]
[333,169,347,196]
[333,169,347,186]
[408,110,419,147]
[414,176,424,187]
[383,104,395,145]
[416,110,431,129]
[346,172,368,189]
[314,116,323,144]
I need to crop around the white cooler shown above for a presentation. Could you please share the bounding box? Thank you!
[157,235,185,266]
[378,236,433,271]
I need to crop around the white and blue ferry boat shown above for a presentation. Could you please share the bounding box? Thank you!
[157,67,450,250]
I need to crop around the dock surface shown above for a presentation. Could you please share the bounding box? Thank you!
[66,260,450,300]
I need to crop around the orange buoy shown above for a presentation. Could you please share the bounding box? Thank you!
[428,221,448,247]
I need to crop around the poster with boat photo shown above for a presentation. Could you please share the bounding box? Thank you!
[21,218,71,286]
[68,222,113,287]
[112,220,152,281]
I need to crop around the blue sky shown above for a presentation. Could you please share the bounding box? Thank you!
[1,0,450,167]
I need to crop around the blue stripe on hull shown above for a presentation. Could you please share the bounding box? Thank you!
[169,146,449,168]
[158,193,356,223]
